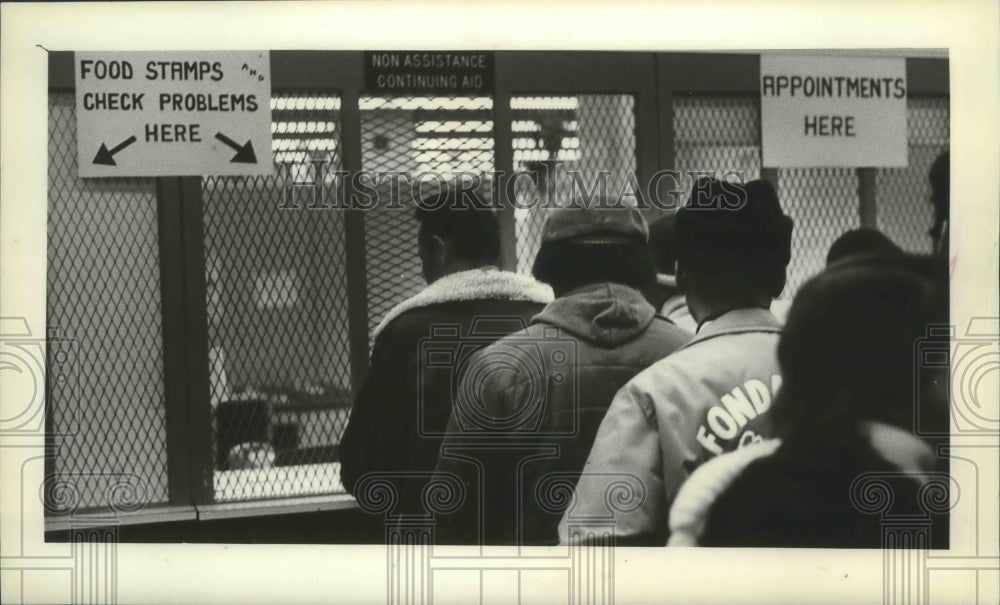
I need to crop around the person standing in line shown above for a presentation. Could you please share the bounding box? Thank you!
[432,201,690,545]
[340,188,553,516]
[668,253,949,547]
[559,178,793,545]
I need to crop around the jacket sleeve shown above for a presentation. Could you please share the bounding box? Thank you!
[339,324,417,496]
[433,345,533,544]
[431,402,481,544]
[558,379,665,546]
[432,348,493,544]
[434,344,550,545]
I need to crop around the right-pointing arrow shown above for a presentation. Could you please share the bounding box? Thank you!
[93,135,137,166]
[214,132,258,164]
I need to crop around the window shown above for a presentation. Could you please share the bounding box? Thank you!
[202,94,352,502]
[511,95,637,274]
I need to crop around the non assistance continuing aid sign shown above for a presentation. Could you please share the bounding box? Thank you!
[760,54,908,168]
[364,51,495,95]
[75,51,274,177]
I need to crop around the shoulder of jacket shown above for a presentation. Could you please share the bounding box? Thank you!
[621,349,714,413]
[384,301,485,333]
[646,315,694,339]
[605,366,677,425]
[374,311,427,342]
[466,325,567,398]
[678,325,781,354]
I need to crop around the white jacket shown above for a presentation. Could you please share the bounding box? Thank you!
[559,308,783,544]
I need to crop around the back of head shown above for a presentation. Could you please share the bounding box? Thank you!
[674,177,793,303]
[532,198,655,296]
[826,228,903,266]
[772,253,948,443]
[414,185,501,268]
[929,149,949,210]
[928,149,950,246]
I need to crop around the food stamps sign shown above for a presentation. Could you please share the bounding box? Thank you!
[761,54,908,168]
[75,51,274,177]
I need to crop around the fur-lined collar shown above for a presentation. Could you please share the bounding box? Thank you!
[372,267,553,339]
[668,439,781,546]
[667,421,938,546]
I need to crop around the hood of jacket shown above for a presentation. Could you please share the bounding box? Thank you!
[532,282,656,348]
[372,267,554,340]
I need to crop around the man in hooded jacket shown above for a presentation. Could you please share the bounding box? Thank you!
[431,202,690,545]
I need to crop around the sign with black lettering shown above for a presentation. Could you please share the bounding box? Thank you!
[75,51,273,177]
[364,51,494,94]
[760,54,908,168]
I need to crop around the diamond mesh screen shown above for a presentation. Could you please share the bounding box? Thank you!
[877,98,950,253]
[360,96,495,342]
[202,94,352,501]
[46,93,169,512]
[511,95,637,274]
[674,96,762,203]
[778,167,860,294]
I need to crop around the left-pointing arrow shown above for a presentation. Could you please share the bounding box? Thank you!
[93,135,138,166]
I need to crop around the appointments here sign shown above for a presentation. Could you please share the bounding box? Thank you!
[75,51,273,177]
[761,54,908,168]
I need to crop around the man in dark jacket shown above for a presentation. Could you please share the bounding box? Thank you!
[339,191,552,516]
[431,201,690,545]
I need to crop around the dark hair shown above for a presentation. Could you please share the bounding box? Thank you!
[928,150,949,242]
[683,254,790,307]
[826,228,903,265]
[770,253,948,446]
[532,240,656,296]
[413,189,501,266]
